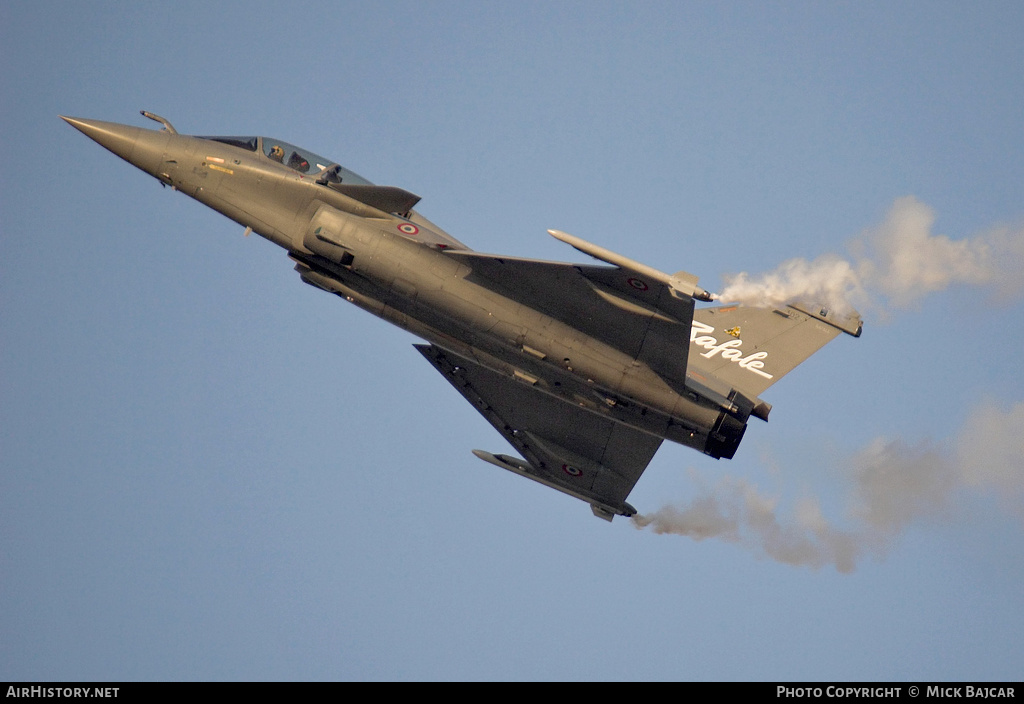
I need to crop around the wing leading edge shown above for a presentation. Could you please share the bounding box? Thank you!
[416,344,662,520]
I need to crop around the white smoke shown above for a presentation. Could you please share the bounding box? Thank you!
[718,197,1024,312]
[635,198,1024,570]
[956,400,1024,519]
[717,255,865,316]
[632,401,1024,572]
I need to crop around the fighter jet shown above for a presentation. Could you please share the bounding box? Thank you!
[62,112,862,521]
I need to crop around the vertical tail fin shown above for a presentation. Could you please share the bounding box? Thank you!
[688,302,862,397]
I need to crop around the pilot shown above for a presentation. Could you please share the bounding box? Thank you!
[268,145,285,162]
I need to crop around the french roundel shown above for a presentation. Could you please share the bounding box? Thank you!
[627,277,648,291]
[562,464,583,477]
[397,223,419,235]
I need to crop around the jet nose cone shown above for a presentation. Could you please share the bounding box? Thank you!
[59,115,95,131]
[60,115,142,164]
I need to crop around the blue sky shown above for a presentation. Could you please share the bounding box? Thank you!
[3,1,1023,681]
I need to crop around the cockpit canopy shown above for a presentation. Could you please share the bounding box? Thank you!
[202,136,258,152]
[201,135,373,185]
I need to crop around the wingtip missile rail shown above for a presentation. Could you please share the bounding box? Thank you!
[547,229,717,302]
[471,450,635,521]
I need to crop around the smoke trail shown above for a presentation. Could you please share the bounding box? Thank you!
[635,199,1024,569]
[718,197,1024,311]
[634,474,863,572]
[955,400,1024,519]
[632,401,1024,572]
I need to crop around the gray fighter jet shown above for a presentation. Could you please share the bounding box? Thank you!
[62,112,861,521]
